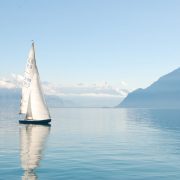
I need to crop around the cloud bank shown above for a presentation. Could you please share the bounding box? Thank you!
[0,74,129,98]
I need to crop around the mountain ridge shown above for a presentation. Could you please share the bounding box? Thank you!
[118,67,180,108]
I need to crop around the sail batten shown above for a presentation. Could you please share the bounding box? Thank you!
[20,43,51,121]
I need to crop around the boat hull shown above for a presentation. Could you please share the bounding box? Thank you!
[19,119,51,125]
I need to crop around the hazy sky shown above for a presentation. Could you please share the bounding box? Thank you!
[0,0,180,90]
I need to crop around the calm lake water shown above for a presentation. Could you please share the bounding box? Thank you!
[0,108,180,179]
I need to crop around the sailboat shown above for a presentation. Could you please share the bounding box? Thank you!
[19,42,51,124]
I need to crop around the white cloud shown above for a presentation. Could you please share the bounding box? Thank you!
[11,73,24,83]
[0,80,16,89]
[0,74,24,89]
[42,81,130,97]
[0,74,130,97]
[120,81,128,87]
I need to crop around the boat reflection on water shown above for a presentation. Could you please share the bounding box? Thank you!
[19,124,50,180]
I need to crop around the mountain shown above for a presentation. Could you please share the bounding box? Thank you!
[118,68,180,108]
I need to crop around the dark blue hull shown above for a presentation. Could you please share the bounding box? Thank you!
[19,119,51,125]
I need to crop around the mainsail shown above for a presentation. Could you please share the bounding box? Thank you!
[20,43,50,120]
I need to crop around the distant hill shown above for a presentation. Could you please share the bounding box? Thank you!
[0,88,64,108]
[0,87,123,108]
[118,68,180,108]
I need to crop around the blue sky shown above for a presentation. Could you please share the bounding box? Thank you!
[0,0,180,90]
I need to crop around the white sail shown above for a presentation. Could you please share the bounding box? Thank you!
[26,93,33,120]
[29,72,50,120]
[20,124,50,178]
[20,45,35,114]
[20,43,50,120]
